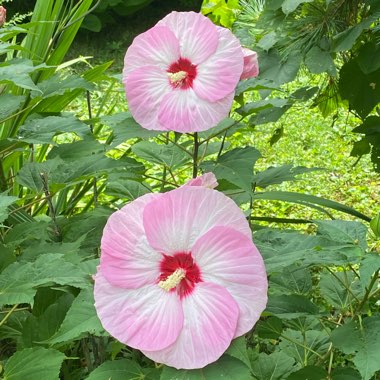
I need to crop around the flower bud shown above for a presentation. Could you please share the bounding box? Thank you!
[240,47,259,80]
[0,6,6,27]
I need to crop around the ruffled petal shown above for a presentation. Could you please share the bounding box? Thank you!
[192,226,268,337]
[193,26,244,102]
[157,88,233,132]
[123,25,180,79]
[143,186,251,255]
[124,65,172,131]
[94,270,183,351]
[158,11,219,65]
[100,193,162,288]
[142,282,239,369]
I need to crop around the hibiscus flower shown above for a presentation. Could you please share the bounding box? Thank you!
[122,11,245,133]
[94,174,268,369]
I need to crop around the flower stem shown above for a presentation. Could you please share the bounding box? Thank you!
[192,132,199,178]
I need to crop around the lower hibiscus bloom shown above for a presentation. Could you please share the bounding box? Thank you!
[94,176,268,369]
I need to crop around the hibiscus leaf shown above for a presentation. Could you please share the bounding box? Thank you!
[251,352,295,380]
[3,347,65,380]
[47,288,105,345]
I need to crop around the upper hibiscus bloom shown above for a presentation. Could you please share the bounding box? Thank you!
[94,174,268,369]
[122,11,244,133]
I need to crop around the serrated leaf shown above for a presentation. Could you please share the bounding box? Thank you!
[0,254,91,306]
[0,194,18,223]
[256,316,283,339]
[0,94,26,121]
[86,359,149,380]
[305,46,336,76]
[331,316,380,380]
[359,253,380,290]
[132,141,191,170]
[3,347,65,380]
[225,336,251,370]
[100,112,160,146]
[17,114,90,144]
[160,355,251,380]
[251,351,295,380]
[266,294,319,318]
[105,179,151,200]
[202,147,261,192]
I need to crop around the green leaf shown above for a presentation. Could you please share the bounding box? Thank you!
[270,267,312,295]
[86,359,151,380]
[131,141,191,170]
[266,295,319,319]
[0,194,18,224]
[225,337,251,370]
[160,355,251,380]
[202,147,261,192]
[359,253,380,290]
[100,112,160,146]
[17,114,90,144]
[331,316,380,380]
[47,288,105,345]
[251,352,295,380]
[0,254,91,306]
[314,220,368,250]
[257,31,278,51]
[370,212,380,237]
[253,164,320,188]
[237,98,289,117]
[331,367,361,380]
[357,41,380,74]
[279,329,329,364]
[339,60,380,119]
[287,365,327,379]
[256,316,283,339]
[0,94,26,121]
[305,46,336,76]
[319,270,362,311]
[253,191,370,222]
[105,179,151,200]
[0,59,46,91]
[3,347,65,380]
[281,0,313,14]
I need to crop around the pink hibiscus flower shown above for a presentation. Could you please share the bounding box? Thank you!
[122,11,244,133]
[94,174,268,369]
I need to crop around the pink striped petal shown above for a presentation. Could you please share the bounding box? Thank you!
[158,11,218,65]
[94,270,183,351]
[123,25,180,79]
[143,186,251,255]
[192,226,268,336]
[158,89,234,132]
[100,193,162,289]
[241,48,259,80]
[193,27,244,102]
[183,172,218,189]
[142,282,239,369]
[124,65,171,131]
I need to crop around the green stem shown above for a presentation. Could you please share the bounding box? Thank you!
[192,132,199,178]
[356,269,379,315]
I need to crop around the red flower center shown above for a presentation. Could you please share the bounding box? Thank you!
[158,252,202,298]
[167,57,197,90]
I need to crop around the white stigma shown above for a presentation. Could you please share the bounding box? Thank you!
[158,268,186,292]
[167,71,187,85]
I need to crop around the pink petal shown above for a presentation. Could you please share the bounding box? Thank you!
[124,65,171,131]
[142,282,239,369]
[158,11,219,65]
[158,88,234,132]
[100,193,162,289]
[183,172,218,189]
[240,48,259,80]
[94,270,183,351]
[193,27,244,102]
[192,226,268,337]
[143,186,251,255]
[123,25,180,79]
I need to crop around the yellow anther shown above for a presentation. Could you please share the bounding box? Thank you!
[158,268,186,292]
[168,71,187,85]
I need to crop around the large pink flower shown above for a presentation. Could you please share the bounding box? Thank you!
[122,11,244,133]
[94,175,268,369]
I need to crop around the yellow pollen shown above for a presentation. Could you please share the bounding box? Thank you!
[158,268,186,292]
[168,71,187,84]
